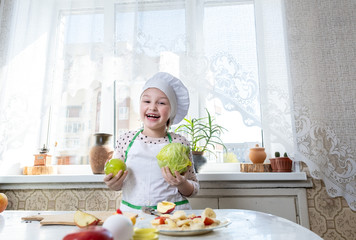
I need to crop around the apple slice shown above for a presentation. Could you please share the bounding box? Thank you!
[151,216,167,225]
[74,210,100,228]
[157,201,176,214]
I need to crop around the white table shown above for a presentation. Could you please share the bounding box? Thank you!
[0,209,322,240]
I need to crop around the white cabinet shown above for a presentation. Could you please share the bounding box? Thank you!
[188,176,312,229]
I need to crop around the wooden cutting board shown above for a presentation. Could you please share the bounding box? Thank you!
[21,211,137,226]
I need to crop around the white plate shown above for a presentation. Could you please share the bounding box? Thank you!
[156,218,231,236]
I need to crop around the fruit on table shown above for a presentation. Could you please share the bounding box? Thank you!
[157,201,176,214]
[102,214,134,240]
[74,210,100,228]
[104,159,126,176]
[203,217,215,226]
[62,226,113,240]
[202,207,216,219]
[150,208,221,230]
[0,193,8,213]
[151,216,167,225]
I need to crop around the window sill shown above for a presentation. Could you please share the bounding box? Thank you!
[0,171,306,183]
[0,171,309,190]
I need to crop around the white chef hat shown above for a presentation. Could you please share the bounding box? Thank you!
[141,72,190,126]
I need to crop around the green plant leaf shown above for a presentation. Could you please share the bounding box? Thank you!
[175,108,227,154]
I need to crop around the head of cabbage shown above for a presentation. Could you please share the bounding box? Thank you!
[156,143,191,175]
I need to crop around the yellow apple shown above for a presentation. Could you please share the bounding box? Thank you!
[0,193,8,213]
[157,201,176,214]
[74,210,100,228]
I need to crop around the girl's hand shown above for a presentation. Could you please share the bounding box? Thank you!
[161,166,194,196]
[103,170,128,191]
[161,166,187,186]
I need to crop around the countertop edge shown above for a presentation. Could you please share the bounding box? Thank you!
[0,172,307,183]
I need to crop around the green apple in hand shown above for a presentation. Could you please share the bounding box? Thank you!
[104,159,126,176]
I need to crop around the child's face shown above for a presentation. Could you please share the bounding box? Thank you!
[140,88,171,134]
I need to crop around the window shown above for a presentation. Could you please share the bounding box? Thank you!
[118,107,129,120]
[112,1,262,163]
[203,3,262,162]
[0,0,290,174]
[67,106,82,118]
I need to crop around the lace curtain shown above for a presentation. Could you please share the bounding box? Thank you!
[0,0,116,172]
[284,0,356,210]
[0,0,355,210]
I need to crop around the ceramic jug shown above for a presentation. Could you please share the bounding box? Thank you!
[248,144,267,164]
[89,133,114,174]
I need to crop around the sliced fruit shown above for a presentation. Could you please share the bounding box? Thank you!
[176,219,191,227]
[166,218,177,228]
[153,216,167,225]
[157,201,176,214]
[74,210,100,228]
[151,218,162,225]
[129,214,137,225]
[192,217,203,224]
[171,210,186,220]
[203,217,215,226]
[116,208,123,214]
[202,208,216,219]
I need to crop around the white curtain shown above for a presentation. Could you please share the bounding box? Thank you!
[0,0,115,172]
[284,0,356,211]
[1,0,271,172]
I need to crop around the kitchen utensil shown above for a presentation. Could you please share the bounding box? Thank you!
[22,211,137,225]
[141,207,161,217]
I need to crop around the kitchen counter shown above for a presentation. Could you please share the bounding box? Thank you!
[0,209,322,240]
[0,171,312,230]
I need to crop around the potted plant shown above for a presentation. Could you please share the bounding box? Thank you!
[270,152,292,172]
[175,109,227,172]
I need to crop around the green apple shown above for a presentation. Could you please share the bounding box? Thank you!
[104,159,126,176]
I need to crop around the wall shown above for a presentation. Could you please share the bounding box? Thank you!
[307,179,356,239]
[304,163,356,240]
[4,188,122,211]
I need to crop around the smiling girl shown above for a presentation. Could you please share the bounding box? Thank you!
[104,72,199,212]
